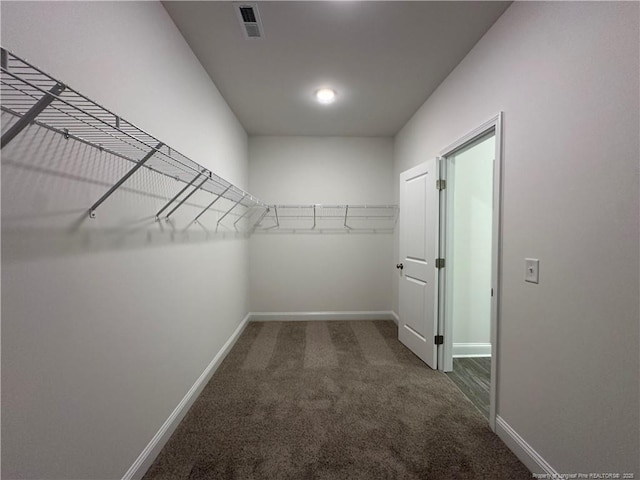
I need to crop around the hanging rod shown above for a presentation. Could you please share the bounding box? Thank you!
[0,47,268,224]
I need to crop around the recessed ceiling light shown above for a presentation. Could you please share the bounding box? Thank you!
[315,88,336,105]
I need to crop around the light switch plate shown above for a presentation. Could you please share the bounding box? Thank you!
[525,258,539,284]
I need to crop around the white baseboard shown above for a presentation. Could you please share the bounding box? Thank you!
[390,311,399,325]
[496,415,559,476]
[452,342,491,357]
[122,313,251,480]
[249,311,397,322]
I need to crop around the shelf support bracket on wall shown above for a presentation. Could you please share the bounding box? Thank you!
[251,206,271,231]
[344,205,350,229]
[1,81,66,149]
[188,185,231,227]
[218,194,246,225]
[274,206,280,227]
[89,141,163,218]
[233,206,254,227]
[312,205,316,229]
[165,175,209,220]
[155,171,204,220]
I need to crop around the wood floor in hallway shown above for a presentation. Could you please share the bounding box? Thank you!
[446,357,492,420]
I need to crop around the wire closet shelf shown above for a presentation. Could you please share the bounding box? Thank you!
[255,204,399,232]
[0,47,269,230]
[1,48,399,233]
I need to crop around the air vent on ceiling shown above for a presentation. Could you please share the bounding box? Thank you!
[234,2,264,39]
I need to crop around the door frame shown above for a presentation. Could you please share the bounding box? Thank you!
[437,112,503,432]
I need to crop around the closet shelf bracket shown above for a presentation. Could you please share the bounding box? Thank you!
[233,206,253,227]
[155,171,205,220]
[165,174,210,219]
[251,207,270,233]
[189,185,231,227]
[89,142,164,218]
[1,81,65,149]
[344,205,351,229]
[218,194,246,225]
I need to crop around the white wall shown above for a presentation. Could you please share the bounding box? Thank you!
[449,135,494,350]
[249,136,394,313]
[394,1,639,475]
[1,2,251,479]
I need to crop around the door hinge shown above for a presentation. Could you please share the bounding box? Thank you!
[435,258,445,269]
[434,335,444,345]
[436,179,446,190]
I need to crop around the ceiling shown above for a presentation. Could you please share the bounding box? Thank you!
[163,1,510,137]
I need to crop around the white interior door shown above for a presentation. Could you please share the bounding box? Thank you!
[398,160,440,369]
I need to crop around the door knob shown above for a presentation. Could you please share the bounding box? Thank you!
[396,263,404,270]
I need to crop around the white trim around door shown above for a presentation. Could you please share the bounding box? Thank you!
[437,112,504,433]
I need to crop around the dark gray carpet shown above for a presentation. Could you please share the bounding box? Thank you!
[446,357,492,420]
[143,321,530,479]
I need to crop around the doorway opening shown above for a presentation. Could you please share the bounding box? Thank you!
[439,115,502,429]
[396,114,502,430]
[442,131,495,421]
